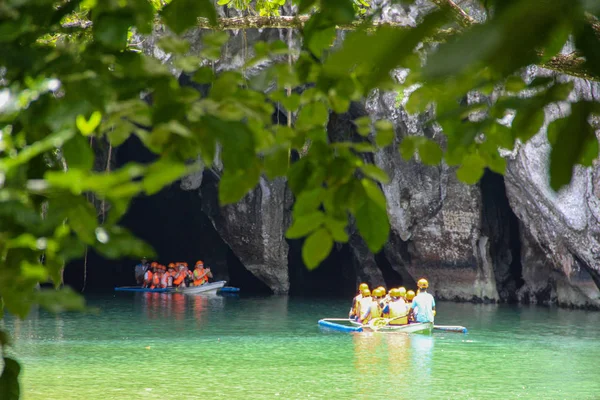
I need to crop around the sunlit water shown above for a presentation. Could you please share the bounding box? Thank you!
[3,293,600,400]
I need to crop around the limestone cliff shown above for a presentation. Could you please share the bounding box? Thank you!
[135,1,600,308]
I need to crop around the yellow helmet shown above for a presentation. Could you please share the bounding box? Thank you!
[398,287,407,297]
[406,290,416,301]
[417,278,429,289]
[375,286,386,296]
[361,288,371,297]
[389,288,401,298]
[358,283,369,292]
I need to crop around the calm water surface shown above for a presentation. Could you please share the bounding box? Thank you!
[3,293,600,400]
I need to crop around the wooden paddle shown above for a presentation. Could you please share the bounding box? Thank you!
[367,313,410,331]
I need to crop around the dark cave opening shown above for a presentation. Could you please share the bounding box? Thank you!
[374,251,409,289]
[287,239,357,297]
[480,169,525,302]
[64,135,269,294]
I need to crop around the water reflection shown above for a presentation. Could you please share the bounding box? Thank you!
[352,332,383,398]
[352,331,435,396]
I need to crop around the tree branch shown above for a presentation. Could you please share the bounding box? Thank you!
[430,0,476,28]
[60,8,600,81]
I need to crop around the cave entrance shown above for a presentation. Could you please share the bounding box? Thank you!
[287,239,357,297]
[480,169,525,302]
[64,135,268,294]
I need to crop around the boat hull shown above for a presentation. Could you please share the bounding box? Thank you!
[168,281,226,294]
[318,319,433,334]
[115,281,229,294]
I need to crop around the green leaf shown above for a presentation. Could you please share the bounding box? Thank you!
[361,178,387,210]
[193,67,215,84]
[456,153,486,184]
[361,164,390,184]
[157,36,191,54]
[549,101,597,190]
[354,116,371,137]
[76,111,102,136]
[302,227,333,270]
[143,158,191,195]
[0,357,20,400]
[512,108,545,142]
[66,197,98,245]
[419,139,443,165]
[355,196,390,253]
[34,287,86,313]
[94,13,132,50]
[0,331,11,347]
[286,211,325,239]
[264,147,290,180]
[95,226,155,259]
[296,102,329,131]
[218,162,261,205]
[505,76,526,92]
[293,188,324,217]
[399,136,417,160]
[62,135,94,171]
[161,0,217,34]
[375,120,394,147]
[575,22,600,79]
[324,216,349,242]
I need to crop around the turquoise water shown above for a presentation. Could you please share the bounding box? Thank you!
[3,293,600,399]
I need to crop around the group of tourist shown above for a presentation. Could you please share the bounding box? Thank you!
[134,257,213,289]
[349,278,436,325]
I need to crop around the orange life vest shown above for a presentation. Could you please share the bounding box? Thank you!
[143,270,153,287]
[193,267,208,286]
[173,269,186,286]
[152,272,161,287]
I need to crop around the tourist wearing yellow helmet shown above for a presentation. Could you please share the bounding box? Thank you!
[357,288,373,323]
[398,287,407,300]
[382,288,409,325]
[409,278,436,323]
[350,283,370,320]
[361,288,384,323]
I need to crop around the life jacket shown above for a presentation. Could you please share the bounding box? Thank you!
[173,269,186,286]
[349,294,362,318]
[387,299,408,325]
[358,297,373,323]
[370,301,382,319]
[143,270,153,287]
[152,272,161,287]
[193,267,208,286]
[160,272,169,288]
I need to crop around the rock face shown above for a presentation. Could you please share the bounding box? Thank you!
[503,71,600,308]
[136,2,600,307]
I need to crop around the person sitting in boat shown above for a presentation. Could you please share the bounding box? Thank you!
[193,261,213,286]
[135,257,149,285]
[142,263,155,288]
[406,290,416,322]
[173,263,188,288]
[356,288,373,324]
[376,287,389,308]
[382,288,409,325]
[151,264,162,289]
[409,279,436,324]
[349,283,369,319]
[159,265,169,288]
[398,286,407,301]
[166,264,176,287]
[360,287,385,324]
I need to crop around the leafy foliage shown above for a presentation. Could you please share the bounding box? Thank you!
[1,0,599,396]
